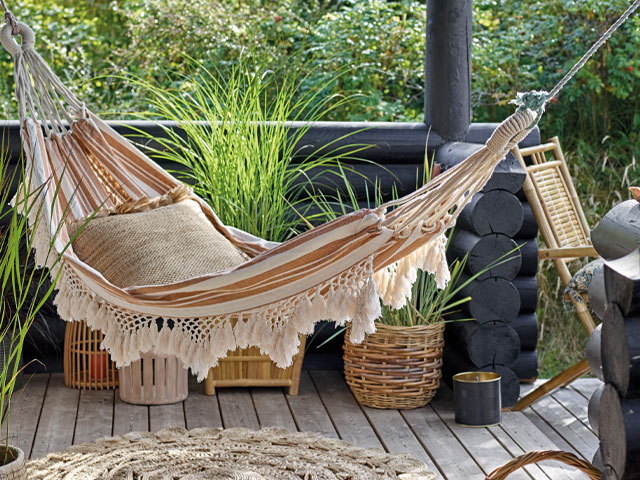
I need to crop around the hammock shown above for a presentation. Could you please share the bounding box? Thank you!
[3,2,626,380]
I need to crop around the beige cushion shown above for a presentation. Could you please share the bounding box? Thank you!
[71,199,249,288]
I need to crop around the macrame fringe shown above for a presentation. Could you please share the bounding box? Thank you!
[52,256,383,381]
[374,233,450,309]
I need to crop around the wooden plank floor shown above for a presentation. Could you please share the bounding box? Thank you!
[9,372,599,479]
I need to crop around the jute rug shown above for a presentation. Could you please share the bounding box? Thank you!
[28,427,436,479]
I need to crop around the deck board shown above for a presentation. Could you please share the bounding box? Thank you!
[30,373,79,459]
[113,394,148,435]
[7,374,48,457]
[184,378,223,430]
[251,388,297,430]
[309,370,383,450]
[430,390,530,480]
[285,371,338,439]
[13,372,600,480]
[74,389,114,444]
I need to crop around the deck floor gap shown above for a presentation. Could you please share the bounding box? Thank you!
[28,373,51,460]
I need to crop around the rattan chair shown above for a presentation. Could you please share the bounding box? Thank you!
[511,137,597,411]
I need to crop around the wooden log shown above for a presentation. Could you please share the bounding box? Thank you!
[434,144,526,193]
[588,383,605,435]
[510,349,538,381]
[516,201,539,239]
[457,190,524,237]
[455,275,521,323]
[515,238,538,276]
[598,384,640,480]
[442,344,520,408]
[592,448,604,473]
[586,324,603,382]
[445,321,520,367]
[601,304,640,398]
[592,200,640,261]
[512,276,538,313]
[510,313,538,350]
[463,123,541,147]
[448,231,522,280]
[588,263,607,321]
[425,0,472,141]
[604,249,640,316]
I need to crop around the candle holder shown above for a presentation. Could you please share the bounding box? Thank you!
[453,371,501,427]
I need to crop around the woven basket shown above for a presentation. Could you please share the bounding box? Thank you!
[119,352,188,405]
[485,450,600,479]
[204,335,306,395]
[64,321,118,390]
[343,322,445,409]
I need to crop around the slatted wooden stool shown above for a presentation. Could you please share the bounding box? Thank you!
[118,352,188,405]
[64,321,118,390]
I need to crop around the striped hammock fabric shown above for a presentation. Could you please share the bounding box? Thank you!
[1,21,536,380]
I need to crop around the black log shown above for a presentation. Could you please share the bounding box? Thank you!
[457,190,524,237]
[601,304,640,398]
[455,275,521,323]
[0,120,447,166]
[446,321,520,367]
[587,324,603,382]
[516,201,539,239]
[592,200,640,261]
[512,276,538,313]
[510,349,538,381]
[442,344,520,408]
[588,264,607,321]
[448,231,522,280]
[425,0,472,141]
[516,238,538,276]
[511,313,538,350]
[604,250,640,316]
[464,123,541,147]
[588,383,605,435]
[599,384,640,480]
[434,144,526,193]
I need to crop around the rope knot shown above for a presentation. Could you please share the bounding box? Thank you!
[485,109,537,156]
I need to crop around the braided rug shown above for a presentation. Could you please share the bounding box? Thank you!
[27,427,435,479]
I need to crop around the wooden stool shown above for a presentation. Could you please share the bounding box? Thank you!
[118,352,188,405]
[64,321,118,390]
[204,336,306,395]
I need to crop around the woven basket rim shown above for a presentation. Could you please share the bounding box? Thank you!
[351,321,446,332]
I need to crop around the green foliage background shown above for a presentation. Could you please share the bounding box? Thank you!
[2,0,638,375]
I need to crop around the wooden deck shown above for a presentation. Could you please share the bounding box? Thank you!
[9,371,599,479]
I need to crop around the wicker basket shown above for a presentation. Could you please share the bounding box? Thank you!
[343,322,445,409]
[119,352,188,405]
[485,450,600,479]
[64,321,118,390]
[204,335,306,395]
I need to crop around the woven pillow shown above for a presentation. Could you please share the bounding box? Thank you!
[71,198,249,288]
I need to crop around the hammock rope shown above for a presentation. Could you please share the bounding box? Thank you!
[1,2,638,378]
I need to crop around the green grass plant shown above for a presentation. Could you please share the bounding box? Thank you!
[127,58,367,242]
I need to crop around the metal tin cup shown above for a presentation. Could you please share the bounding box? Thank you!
[453,371,501,427]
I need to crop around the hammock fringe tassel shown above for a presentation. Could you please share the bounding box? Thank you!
[48,230,448,381]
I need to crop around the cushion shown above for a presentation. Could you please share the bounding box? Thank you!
[70,197,249,288]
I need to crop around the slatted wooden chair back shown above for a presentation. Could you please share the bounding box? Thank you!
[510,137,598,411]
[513,137,596,260]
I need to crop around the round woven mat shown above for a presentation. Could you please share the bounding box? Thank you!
[28,427,436,479]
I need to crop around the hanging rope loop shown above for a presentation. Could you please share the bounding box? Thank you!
[0,0,19,36]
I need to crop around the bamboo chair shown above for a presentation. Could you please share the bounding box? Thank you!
[511,137,597,411]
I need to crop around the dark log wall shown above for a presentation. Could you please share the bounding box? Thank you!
[588,201,640,479]
[441,140,541,408]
